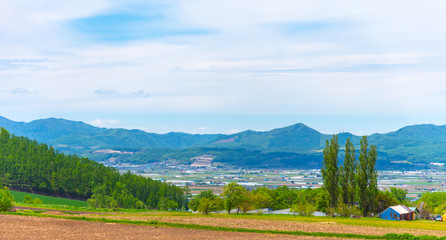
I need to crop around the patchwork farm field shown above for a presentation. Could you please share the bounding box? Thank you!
[6,208,446,239]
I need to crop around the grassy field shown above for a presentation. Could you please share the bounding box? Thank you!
[10,190,88,208]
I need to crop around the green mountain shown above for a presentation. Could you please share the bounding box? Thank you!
[368,124,446,163]
[1,116,446,169]
[210,123,328,153]
[0,116,221,153]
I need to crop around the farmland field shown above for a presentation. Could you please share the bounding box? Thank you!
[1,214,319,240]
[81,212,446,237]
[6,207,446,239]
[136,169,446,200]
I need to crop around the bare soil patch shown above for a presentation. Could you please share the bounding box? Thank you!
[0,214,345,240]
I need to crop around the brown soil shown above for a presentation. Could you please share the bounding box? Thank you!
[0,214,348,240]
[89,214,446,237]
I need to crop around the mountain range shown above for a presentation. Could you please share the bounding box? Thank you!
[1,116,445,169]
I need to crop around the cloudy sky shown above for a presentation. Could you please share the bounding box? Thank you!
[1,0,446,135]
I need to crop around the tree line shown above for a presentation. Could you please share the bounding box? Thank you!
[187,135,409,217]
[187,182,411,216]
[0,128,185,210]
[322,135,379,216]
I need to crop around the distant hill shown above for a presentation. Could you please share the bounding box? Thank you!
[0,116,222,153]
[209,123,328,153]
[1,116,446,169]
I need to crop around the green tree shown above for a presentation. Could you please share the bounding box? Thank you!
[222,182,247,214]
[315,188,330,212]
[376,191,398,213]
[0,186,14,212]
[321,135,339,208]
[197,197,213,215]
[340,138,356,206]
[386,187,407,204]
[188,190,219,213]
[158,197,179,210]
[238,191,253,213]
[193,190,224,215]
[197,197,223,215]
[368,144,378,213]
[356,136,378,216]
[251,187,272,210]
[188,197,200,212]
[417,192,446,214]
[182,186,192,211]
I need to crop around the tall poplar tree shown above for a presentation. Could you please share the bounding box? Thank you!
[340,138,356,206]
[321,135,339,208]
[356,136,378,216]
[367,144,378,213]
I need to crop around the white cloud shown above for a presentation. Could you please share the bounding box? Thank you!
[94,88,119,96]
[226,129,241,134]
[6,88,38,94]
[94,88,150,98]
[89,119,120,128]
[2,0,446,133]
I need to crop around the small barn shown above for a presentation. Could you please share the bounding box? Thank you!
[380,205,414,221]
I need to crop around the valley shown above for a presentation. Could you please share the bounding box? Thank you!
[125,167,446,197]
[2,116,446,170]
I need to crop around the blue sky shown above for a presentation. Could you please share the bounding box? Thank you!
[2,0,446,135]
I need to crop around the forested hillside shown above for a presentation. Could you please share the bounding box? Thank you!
[0,128,184,209]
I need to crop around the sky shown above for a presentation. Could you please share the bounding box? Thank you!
[2,0,446,135]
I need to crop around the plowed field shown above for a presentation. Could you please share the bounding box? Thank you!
[0,215,349,240]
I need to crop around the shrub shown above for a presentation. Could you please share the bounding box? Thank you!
[336,203,362,218]
[0,186,14,212]
[290,202,315,216]
[33,198,42,205]
[24,195,33,204]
